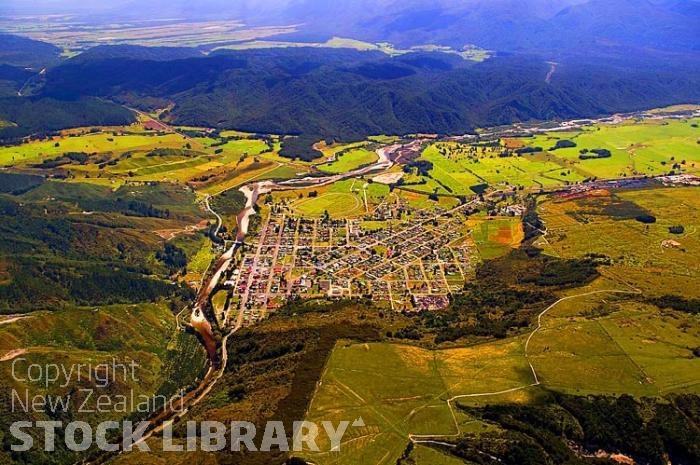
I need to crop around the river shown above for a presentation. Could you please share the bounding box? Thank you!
[188,141,401,364]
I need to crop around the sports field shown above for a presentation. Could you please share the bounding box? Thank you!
[294,192,364,217]
[290,179,391,218]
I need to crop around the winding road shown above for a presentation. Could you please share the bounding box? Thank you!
[79,140,415,463]
[409,287,642,445]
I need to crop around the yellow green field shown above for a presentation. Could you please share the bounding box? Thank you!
[293,192,364,217]
[419,142,586,193]
[410,445,467,465]
[302,339,531,464]
[318,148,378,174]
[415,118,699,193]
[535,186,700,296]
[302,291,700,464]
[0,131,188,166]
[468,216,524,259]
[289,179,391,218]
[518,117,700,179]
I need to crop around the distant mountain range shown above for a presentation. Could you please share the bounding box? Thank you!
[2,0,698,57]
[0,0,698,143]
[0,44,696,143]
[266,0,699,57]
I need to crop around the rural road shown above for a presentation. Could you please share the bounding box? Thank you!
[203,194,223,237]
[545,61,558,84]
[0,315,32,326]
[409,287,642,444]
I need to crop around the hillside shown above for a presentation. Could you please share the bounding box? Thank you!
[5,0,697,56]
[35,48,700,142]
[0,33,61,68]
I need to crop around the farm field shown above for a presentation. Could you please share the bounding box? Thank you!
[194,138,269,158]
[409,445,467,465]
[467,216,524,259]
[301,339,531,465]
[318,148,378,174]
[302,288,700,464]
[0,130,188,166]
[212,36,491,61]
[1,19,298,52]
[420,142,588,193]
[195,160,300,196]
[535,186,700,297]
[528,297,700,396]
[415,117,699,194]
[517,118,700,179]
[395,188,460,209]
[0,123,305,195]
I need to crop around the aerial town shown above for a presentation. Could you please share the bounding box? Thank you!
[218,198,482,325]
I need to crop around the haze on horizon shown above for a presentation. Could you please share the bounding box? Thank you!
[0,0,589,19]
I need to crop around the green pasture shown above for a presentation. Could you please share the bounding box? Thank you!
[536,186,700,296]
[303,283,700,464]
[528,296,700,397]
[421,143,589,192]
[468,216,524,259]
[318,148,378,174]
[0,132,188,166]
[301,340,532,465]
[519,118,700,178]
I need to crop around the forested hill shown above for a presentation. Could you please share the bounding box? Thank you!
[0,33,61,68]
[0,36,136,141]
[0,33,699,144]
[37,47,700,141]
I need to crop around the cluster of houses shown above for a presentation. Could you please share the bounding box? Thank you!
[221,201,481,321]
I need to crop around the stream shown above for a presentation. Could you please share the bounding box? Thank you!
[188,142,399,363]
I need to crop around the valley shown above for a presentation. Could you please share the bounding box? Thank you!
[0,2,699,464]
[0,105,699,465]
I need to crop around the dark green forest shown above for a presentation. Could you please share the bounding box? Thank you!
[0,179,204,313]
[448,392,700,465]
[41,49,700,142]
[0,39,696,145]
